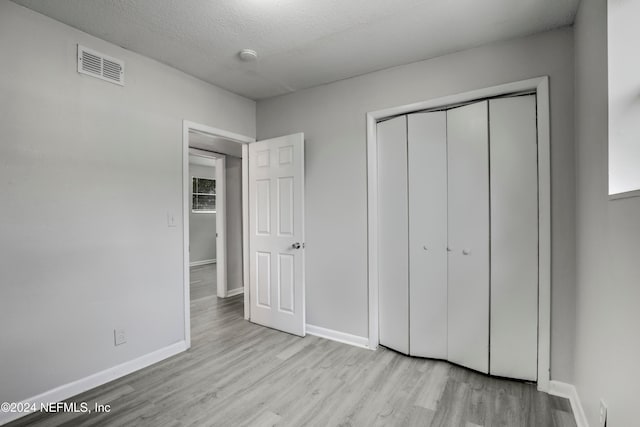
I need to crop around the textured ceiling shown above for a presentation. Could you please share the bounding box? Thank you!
[11,0,579,100]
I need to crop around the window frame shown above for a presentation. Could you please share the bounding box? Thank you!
[191,175,217,214]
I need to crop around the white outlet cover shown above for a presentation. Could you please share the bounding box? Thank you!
[114,329,127,346]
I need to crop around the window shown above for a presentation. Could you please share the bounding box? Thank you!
[192,177,216,213]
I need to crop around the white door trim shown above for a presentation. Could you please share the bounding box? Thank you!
[365,76,552,391]
[182,120,255,349]
[217,155,227,298]
[189,148,227,299]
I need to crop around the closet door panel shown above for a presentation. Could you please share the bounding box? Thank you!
[377,116,409,354]
[408,112,448,358]
[489,95,538,381]
[447,101,490,373]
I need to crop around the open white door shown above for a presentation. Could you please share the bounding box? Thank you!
[249,133,305,336]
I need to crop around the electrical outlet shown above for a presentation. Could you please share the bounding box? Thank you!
[114,329,126,346]
[599,399,607,427]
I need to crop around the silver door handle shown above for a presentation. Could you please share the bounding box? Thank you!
[291,242,302,249]
[462,248,471,255]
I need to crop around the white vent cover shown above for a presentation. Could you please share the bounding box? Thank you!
[77,45,125,86]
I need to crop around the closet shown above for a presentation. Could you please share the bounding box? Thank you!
[377,94,538,381]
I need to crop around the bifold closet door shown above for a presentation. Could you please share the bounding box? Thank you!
[447,101,490,374]
[407,112,448,359]
[377,116,409,354]
[489,95,538,381]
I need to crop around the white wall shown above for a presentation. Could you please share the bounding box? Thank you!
[607,0,640,195]
[189,162,217,264]
[257,28,576,382]
[573,0,640,424]
[225,156,244,291]
[0,0,254,405]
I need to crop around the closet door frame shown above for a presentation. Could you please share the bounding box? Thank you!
[365,76,552,392]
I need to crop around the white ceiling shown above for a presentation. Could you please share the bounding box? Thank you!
[11,0,579,100]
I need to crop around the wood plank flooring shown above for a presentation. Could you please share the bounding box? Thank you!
[189,263,217,301]
[8,266,576,427]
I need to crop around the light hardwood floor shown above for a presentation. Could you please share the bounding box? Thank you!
[190,263,218,301]
[9,266,576,427]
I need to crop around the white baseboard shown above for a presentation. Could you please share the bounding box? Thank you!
[189,259,216,267]
[0,341,188,426]
[306,324,370,350]
[549,380,589,427]
[226,287,244,297]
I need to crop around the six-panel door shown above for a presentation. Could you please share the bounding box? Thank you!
[249,133,305,337]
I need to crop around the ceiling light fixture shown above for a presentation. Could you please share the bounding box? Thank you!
[238,49,258,62]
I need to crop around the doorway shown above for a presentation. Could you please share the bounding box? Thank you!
[182,121,253,348]
[183,121,307,345]
[188,149,225,299]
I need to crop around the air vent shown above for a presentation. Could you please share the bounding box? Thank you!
[77,45,125,86]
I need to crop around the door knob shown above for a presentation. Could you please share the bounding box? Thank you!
[423,245,428,251]
[291,242,302,249]
[462,248,471,255]
[446,247,452,252]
